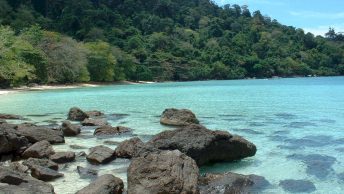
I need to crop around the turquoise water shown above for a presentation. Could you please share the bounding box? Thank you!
[1,77,344,193]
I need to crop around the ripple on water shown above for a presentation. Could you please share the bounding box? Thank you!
[284,121,318,129]
[274,113,298,120]
[279,179,316,193]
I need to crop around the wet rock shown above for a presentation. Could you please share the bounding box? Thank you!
[148,124,257,166]
[0,114,23,120]
[115,137,145,158]
[279,179,316,193]
[61,121,80,136]
[128,150,199,194]
[31,165,63,181]
[22,140,54,159]
[68,107,88,121]
[0,127,30,156]
[86,146,116,164]
[8,162,29,173]
[287,154,336,179]
[199,172,270,194]
[0,119,6,124]
[77,151,87,157]
[82,118,108,126]
[49,151,75,163]
[0,166,55,194]
[103,141,121,145]
[77,166,98,179]
[15,123,64,144]
[160,108,199,126]
[22,158,58,171]
[76,174,124,194]
[70,144,87,150]
[94,125,132,136]
[85,111,104,118]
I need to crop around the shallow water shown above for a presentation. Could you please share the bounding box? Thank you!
[1,77,344,193]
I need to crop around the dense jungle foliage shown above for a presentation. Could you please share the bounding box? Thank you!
[0,0,343,88]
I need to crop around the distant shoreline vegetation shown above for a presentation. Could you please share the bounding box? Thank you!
[0,0,343,89]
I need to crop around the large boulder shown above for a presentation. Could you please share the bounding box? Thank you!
[0,166,55,194]
[0,126,29,156]
[22,140,55,159]
[198,172,270,194]
[82,118,108,126]
[61,121,80,136]
[160,108,199,126]
[76,174,124,194]
[148,124,257,166]
[22,158,58,171]
[86,146,116,164]
[0,113,23,120]
[30,165,63,181]
[115,137,145,158]
[49,151,75,163]
[94,125,132,136]
[128,150,199,194]
[15,123,65,144]
[68,107,88,121]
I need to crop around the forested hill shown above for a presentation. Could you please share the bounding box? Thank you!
[0,0,344,88]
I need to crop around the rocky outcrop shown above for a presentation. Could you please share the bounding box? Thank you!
[160,108,199,126]
[76,174,124,194]
[128,150,199,194]
[22,158,58,171]
[30,165,63,181]
[0,113,23,120]
[115,137,145,158]
[148,124,257,166]
[15,123,65,144]
[86,146,116,164]
[77,166,98,179]
[94,126,132,136]
[0,126,29,156]
[0,166,55,194]
[49,151,75,163]
[198,172,270,194]
[61,121,80,136]
[82,118,108,126]
[68,107,88,121]
[22,140,55,159]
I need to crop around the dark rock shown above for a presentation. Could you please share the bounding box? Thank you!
[103,141,121,145]
[22,140,54,159]
[85,111,104,118]
[82,118,108,126]
[94,125,132,136]
[279,179,316,193]
[31,165,63,181]
[115,137,145,158]
[70,144,87,150]
[15,123,64,144]
[76,174,123,194]
[0,166,55,194]
[49,151,75,163]
[0,126,29,155]
[61,121,80,136]
[8,162,29,173]
[0,114,23,120]
[287,154,336,179]
[160,108,199,126]
[68,107,88,121]
[77,166,98,179]
[199,172,270,194]
[148,124,257,166]
[128,150,199,194]
[86,146,116,164]
[22,158,58,171]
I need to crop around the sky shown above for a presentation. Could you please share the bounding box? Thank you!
[214,0,344,36]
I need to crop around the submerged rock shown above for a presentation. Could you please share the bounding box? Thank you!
[68,107,88,121]
[199,172,270,194]
[30,165,63,181]
[115,137,145,158]
[0,166,55,194]
[49,151,75,163]
[128,150,199,194]
[160,108,199,126]
[15,123,65,144]
[86,146,116,164]
[148,124,257,166]
[0,113,23,120]
[77,166,98,179]
[85,110,104,118]
[82,118,108,126]
[279,179,316,193]
[22,158,58,171]
[76,174,124,194]
[94,125,132,136]
[61,121,80,136]
[69,144,87,150]
[22,140,55,159]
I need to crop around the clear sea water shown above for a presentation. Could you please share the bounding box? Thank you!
[1,77,344,193]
